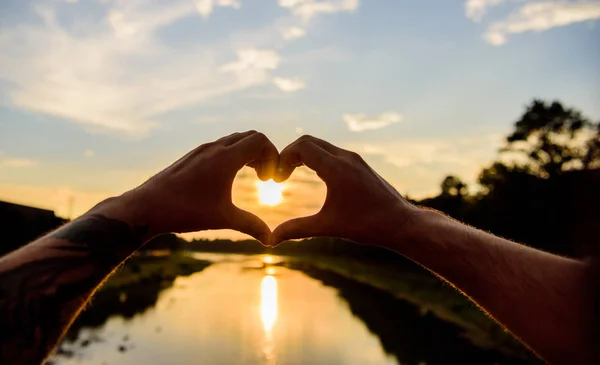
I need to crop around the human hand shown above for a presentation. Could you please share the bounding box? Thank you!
[94,131,279,245]
[272,135,420,247]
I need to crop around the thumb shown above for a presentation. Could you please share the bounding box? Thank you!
[229,207,272,246]
[272,214,325,246]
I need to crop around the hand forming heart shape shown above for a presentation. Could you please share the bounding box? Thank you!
[122,131,418,249]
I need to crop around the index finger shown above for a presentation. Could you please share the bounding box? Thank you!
[228,132,279,181]
[274,137,335,183]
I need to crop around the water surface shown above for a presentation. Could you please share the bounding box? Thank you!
[51,254,397,365]
[49,253,532,365]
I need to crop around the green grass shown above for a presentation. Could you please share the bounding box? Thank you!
[102,252,212,290]
[283,255,535,360]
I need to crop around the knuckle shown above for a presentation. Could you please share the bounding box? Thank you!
[296,138,312,147]
[195,141,216,153]
[223,132,241,140]
[291,138,313,153]
[253,132,268,142]
[297,134,315,143]
[346,151,365,163]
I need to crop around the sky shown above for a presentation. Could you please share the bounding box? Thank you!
[1,0,599,240]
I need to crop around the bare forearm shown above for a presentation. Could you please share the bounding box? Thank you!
[0,198,150,365]
[391,208,594,364]
[0,131,280,364]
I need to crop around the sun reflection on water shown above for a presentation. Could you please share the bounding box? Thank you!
[261,275,278,334]
[260,275,278,364]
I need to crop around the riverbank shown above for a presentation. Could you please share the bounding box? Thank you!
[54,251,539,364]
[280,255,539,362]
[104,252,212,289]
[62,253,211,342]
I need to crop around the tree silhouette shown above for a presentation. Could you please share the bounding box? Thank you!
[440,175,468,197]
[423,100,600,257]
[501,100,599,178]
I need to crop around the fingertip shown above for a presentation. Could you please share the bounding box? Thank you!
[256,233,272,247]
[230,207,272,246]
[271,226,291,247]
[257,159,277,181]
[265,234,275,247]
[274,166,293,182]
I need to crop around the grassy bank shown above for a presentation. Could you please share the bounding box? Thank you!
[282,255,537,361]
[65,253,211,340]
[103,252,212,289]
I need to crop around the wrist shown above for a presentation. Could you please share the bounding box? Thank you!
[385,206,447,253]
[85,193,160,243]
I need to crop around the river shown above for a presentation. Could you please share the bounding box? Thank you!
[47,253,534,365]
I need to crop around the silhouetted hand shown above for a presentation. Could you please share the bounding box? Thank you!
[272,135,420,247]
[103,131,279,245]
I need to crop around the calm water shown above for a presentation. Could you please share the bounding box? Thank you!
[48,254,531,365]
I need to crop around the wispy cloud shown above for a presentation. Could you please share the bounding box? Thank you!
[279,0,359,22]
[273,77,306,92]
[465,0,504,22]
[196,0,242,18]
[0,183,112,219]
[220,49,281,72]
[347,133,504,197]
[280,26,307,40]
[0,1,276,136]
[483,1,600,46]
[343,112,402,132]
[0,158,38,168]
[217,0,242,9]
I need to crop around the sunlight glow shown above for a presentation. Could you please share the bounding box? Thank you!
[263,255,274,264]
[256,180,285,206]
[260,275,278,334]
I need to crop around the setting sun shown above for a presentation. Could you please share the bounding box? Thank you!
[256,180,285,206]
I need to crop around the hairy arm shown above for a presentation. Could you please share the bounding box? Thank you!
[0,202,150,365]
[272,135,596,365]
[397,209,594,364]
[0,131,278,365]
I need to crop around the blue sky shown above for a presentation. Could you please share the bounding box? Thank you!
[1,0,599,238]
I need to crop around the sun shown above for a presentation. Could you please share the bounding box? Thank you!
[256,179,285,206]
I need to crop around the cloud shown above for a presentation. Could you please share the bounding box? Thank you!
[281,26,307,40]
[273,77,306,92]
[484,1,600,45]
[343,112,403,132]
[220,49,281,72]
[346,133,504,197]
[196,0,242,18]
[465,0,504,22]
[279,0,359,22]
[0,158,38,168]
[0,183,114,219]
[217,0,242,9]
[0,2,272,136]
[195,0,214,18]
[279,0,303,7]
